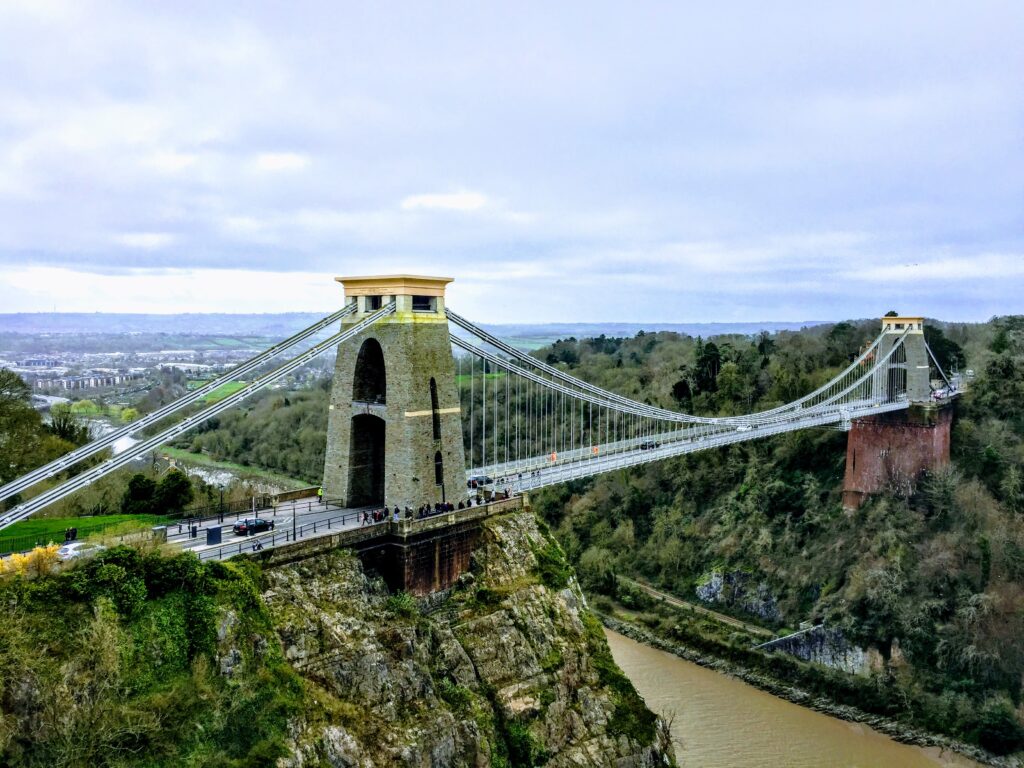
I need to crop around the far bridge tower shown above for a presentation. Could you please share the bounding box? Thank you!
[323,275,468,511]
[843,316,952,509]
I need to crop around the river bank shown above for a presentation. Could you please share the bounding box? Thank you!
[600,614,1013,767]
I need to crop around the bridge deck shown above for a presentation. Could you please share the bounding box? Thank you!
[470,399,910,493]
[171,495,522,564]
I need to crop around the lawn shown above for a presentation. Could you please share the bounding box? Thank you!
[0,514,169,552]
[201,380,247,403]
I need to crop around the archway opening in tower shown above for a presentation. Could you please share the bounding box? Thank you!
[349,414,385,506]
[353,337,386,403]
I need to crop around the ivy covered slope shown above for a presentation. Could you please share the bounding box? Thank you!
[0,510,674,767]
[531,316,1024,753]
[0,546,303,767]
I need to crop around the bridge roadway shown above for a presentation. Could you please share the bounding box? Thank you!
[478,398,910,494]
[167,497,373,562]
[166,495,494,563]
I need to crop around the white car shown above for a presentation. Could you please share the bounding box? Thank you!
[56,542,106,561]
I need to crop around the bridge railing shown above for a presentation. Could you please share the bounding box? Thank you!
[192,505,379,561]
[165,496,346,540]
[191,496,524,562]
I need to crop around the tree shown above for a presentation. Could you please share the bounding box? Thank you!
[884,310,900,317]
[923,326,966,373]
[120,407,140,423]
[0,369,47,485]
[826,321,860,365]
[121,473,157,516]
[716,362,749,406]
[0,368,31,409]
[756,331,776,366]
[694,340,721,393]
[671,378,693,408]
[47,403,90,445]
[155,470,194,515]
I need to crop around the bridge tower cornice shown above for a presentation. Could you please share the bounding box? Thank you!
[881,316,925,335]
[336,274,453,324]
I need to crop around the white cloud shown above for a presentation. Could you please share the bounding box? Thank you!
[254,152,310,172]
[113,232,175,249]
[843,254,1024,283]
[0,266,340,313]
[145,151,198,173]
[401,191,489,212]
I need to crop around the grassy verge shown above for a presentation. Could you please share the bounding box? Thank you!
[0,514,169,552]
[162,446,307,489]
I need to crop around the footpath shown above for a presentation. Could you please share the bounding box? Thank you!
[617,576,774,639]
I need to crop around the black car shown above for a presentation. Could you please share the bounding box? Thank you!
[233,518,275,535]
[639,440,659,450]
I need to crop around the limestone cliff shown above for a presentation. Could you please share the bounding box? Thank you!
[262,510,675,767]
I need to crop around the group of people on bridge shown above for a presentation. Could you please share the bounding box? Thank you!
[358,500,472,526]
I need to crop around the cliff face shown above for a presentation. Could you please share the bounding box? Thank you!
[262,510,675,767]
[0,510,671,767]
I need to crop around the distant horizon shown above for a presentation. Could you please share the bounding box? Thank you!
[0,309,999,323]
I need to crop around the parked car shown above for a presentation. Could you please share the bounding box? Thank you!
[56,542,106,561]
[233,518,275,535]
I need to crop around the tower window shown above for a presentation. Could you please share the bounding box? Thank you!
[412,295,436,312]
[365,295,383,311]
[434,451,444,485]
[430,377,441,440]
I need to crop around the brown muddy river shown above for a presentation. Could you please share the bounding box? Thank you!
[605,628,982,768]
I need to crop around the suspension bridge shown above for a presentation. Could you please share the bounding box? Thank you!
[0,275,958,547]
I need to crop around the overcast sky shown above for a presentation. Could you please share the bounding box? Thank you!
[0,1,1021,323]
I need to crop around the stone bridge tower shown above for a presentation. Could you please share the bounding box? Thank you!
[323,275,468,510]
[843,316,952,510]
[876,316,931,402]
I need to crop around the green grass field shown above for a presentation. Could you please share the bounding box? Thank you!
[201,380,247,403]
[455,372,507,384]
[0,514,169,549]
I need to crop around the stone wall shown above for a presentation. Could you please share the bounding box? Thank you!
[252,497,527,595]
[842,403,953,509]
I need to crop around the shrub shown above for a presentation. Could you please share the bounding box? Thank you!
[973,697,1024,755]
[532,538,571,590]
[0,544,60,578]
[385,590,417,618]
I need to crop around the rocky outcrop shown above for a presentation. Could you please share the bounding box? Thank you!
[263,510,675,767]
[755,624,877,676]
[695,570,781,622]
